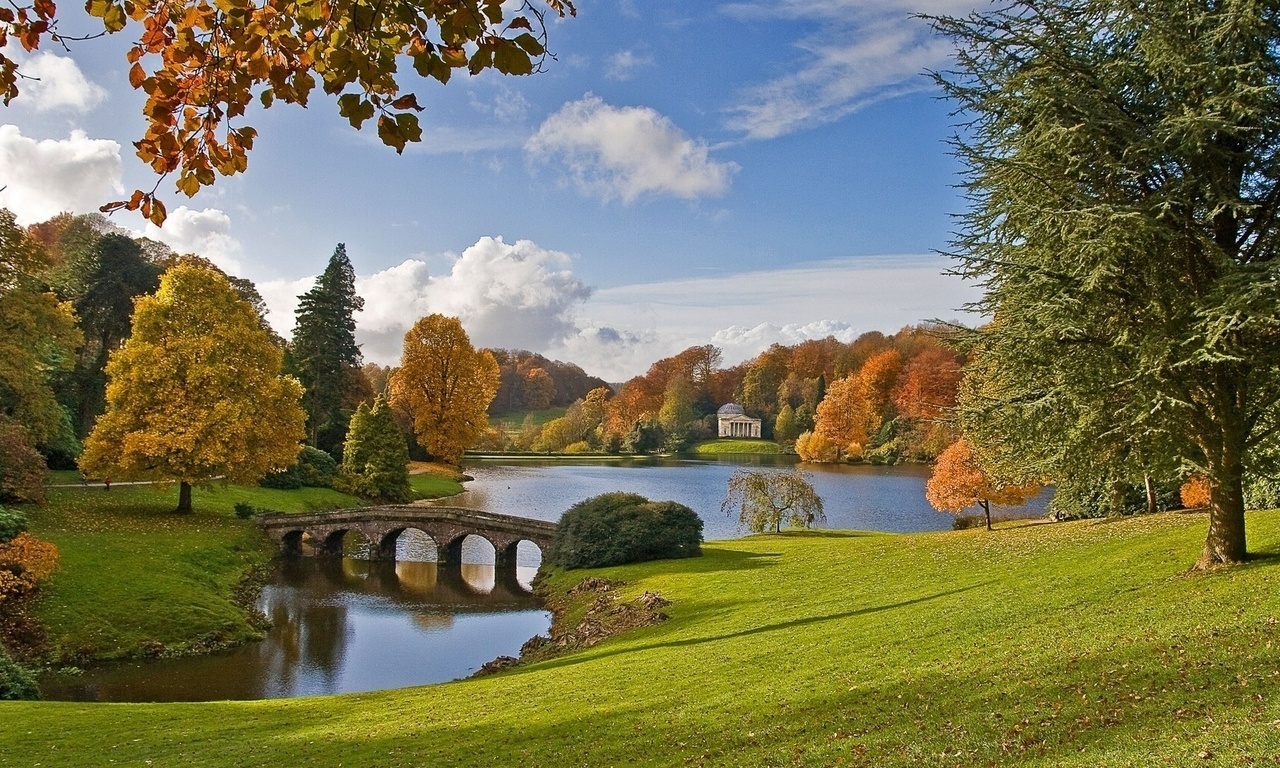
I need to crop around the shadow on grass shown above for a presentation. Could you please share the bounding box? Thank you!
[529,581,991,675]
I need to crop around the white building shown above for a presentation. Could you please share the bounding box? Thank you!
[717,403,762,439]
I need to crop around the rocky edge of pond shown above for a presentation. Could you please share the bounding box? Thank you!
[472,576,672,677]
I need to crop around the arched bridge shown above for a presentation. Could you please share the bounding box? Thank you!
[257,506,557,571]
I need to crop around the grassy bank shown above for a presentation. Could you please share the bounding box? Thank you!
[20,483,365,663]
[6,511,1280,765]
[690,438,784,455]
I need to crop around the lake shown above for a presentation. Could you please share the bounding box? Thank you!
[40,456,1047,702]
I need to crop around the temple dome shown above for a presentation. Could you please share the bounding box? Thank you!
[717,403,746,416]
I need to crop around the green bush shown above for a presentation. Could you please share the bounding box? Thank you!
[0,645,40,701]
[233,502,256,519]
[0,506,28,543]
[260,446,339,489]
[548,492,703,570]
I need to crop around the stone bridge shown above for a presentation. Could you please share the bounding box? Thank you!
[257,506,557,571]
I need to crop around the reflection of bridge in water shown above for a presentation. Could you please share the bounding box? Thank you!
[257,506,558,575]
[282,557,544,607]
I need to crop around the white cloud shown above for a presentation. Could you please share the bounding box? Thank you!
[0,125,123,225]
[526,95,738,203]
[144,206,244,274]
[606,50,654,81]
[258,237,593,364]
[722,0,978,139]
[7,51,107,112]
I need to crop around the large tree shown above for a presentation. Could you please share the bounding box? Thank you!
[2,0,575,223]
[80,260,306,513]
[388,314,499,465]
[721,469,825,534]
[293,243,365,454]
[934,0,1280,567]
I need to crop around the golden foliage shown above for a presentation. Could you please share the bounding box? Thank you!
[794,430,840,463]
[1180,475,1212,510]
[80,261,305,488]
[0,532,59,603]
[389,314,499,465]
[813,375,876,450]
[2,1,575,224]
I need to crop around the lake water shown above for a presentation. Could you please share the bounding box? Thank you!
[40,457,1048,702]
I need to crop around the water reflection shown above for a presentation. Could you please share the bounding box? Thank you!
[40,558,549,703]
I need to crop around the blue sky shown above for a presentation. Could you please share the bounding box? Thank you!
[0,0,982,380]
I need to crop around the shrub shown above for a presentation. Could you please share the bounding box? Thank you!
[549,492,703,570]
[0,644,39,701]
[0,532,59,604]
[0,507,28,543]
[0,418,47,504]
[562,441,592,454]
[233,502,255,519]
[795,431,839,463]
[1180,475,1212,510]
[260,446,339,489]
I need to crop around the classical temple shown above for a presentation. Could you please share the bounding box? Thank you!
[717,403,762,439]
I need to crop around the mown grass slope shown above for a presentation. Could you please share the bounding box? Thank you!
[22,483,365,662]
[691,439,784,455]
[6,511,1280,767]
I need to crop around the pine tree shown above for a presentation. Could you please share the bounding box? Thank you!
[340,395,410,503]
[293,244,364,454]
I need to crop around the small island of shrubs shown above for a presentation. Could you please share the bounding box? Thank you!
[547,492,703,570]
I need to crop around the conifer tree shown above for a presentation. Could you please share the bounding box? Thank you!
[293,244,364,454]
[340,395,410,503]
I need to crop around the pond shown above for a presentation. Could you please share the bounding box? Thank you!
[40,456,1048,702]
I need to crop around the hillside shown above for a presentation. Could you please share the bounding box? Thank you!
[4,511,1280,766]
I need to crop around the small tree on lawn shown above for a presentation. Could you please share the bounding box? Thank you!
[926,438,1040,531]
[722,470,825,534]
[340,395,411,503]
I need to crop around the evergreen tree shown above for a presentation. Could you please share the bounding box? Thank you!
[293,244,364,454]
[340,395,410,503]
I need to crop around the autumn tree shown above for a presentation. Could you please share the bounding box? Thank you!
[80,261,306,513]
[388,314,499,465]
[722,470,825,534]
[522,367,555,410]
[0,210,81,497]
[893,347,962,422]
[934,0,1280,566]
[795,430,839,464]
[340,395,410,503]
[926,439,1040,531]
[813,375,876,457]
[2,1,576,223]
[292,243,365,455]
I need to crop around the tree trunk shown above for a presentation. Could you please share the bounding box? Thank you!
[176,481,193,514]
[981,499,992,531]
[1144,473,1157,516]
[1198,412,1249,565]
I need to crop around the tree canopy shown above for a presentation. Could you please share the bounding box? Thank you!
[925,439,1040,531]
[2,1,575,223]
[293,243,364,454]
[80,260,305,513]
[721,469,825,534]
[933,0,1280,566]
[388,314,498,465]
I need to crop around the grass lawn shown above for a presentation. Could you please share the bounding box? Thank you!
[409,472,464,500]
[6,511,1280,765]
[491,407,568,432]
[18,482,365,663]
[691,438,784,455]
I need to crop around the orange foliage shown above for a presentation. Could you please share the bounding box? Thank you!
[1180,475,1212,509]
[795,431,840,463]
[893,347,962,420]
[0,532,59,602]
[813,375,877,450]
[856,349,904,419]
[926,438,1039,527]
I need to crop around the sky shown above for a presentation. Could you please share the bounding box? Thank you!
[0,0,985,381]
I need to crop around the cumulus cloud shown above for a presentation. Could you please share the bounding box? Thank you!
[143,206,244,273]
[722,0,978,139]
[7,51,107,112]
[0,125,123,225]
[257,237,593,364]
[526,95,737,203]
[606,50,654,81]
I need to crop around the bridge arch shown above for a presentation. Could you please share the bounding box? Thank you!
[376,526,440,562]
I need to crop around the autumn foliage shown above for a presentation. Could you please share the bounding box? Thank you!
[1,0,576,223]
[1180,476,1212,510]
[0,532,58,604]
[926,438,1040,530]
[389,314,499,465]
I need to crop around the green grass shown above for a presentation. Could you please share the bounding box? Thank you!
[18,482,365,663]
[409,472,464,500]
[491,407,568,432]
[690,438,784,455]
[6,511,1280,765]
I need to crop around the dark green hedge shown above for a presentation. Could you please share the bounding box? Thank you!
[548,492,703,570]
